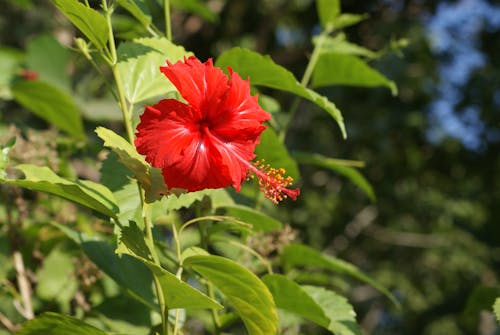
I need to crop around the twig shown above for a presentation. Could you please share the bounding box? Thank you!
[12,250,34,320]
[0,311,20,332]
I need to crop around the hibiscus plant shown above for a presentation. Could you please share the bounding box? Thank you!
[0,0,400,334]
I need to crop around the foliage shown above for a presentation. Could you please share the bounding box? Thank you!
[0,0,499,335]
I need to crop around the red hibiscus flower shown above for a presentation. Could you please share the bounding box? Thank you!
[135,56,299,203]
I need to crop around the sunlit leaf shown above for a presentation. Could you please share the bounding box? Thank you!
[117,37,191,103]
[494,298,500,323]
[293,152,374,202]
[312,53,397,95]
[50,0,109,49]
[333,13,369,30]
[216,47,346,138]
[316,34,376,59]
[316,0,341,28]
[220,205,282,232]
[0,48,24,99]
[0,164,118,218]
[184,255,278,335]
[303,286,361,335]
[262,274,329,327]
[281,244,398,306]
[12,80,84,139]
[95,126,168,202]
[117,223,223,310]
[161,188,234,212]
[18,312,109,335]
[117,0,151,27]
[0,137,15,178]
[255,127,300,181]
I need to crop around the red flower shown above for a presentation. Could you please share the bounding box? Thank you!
[135,56,299,203]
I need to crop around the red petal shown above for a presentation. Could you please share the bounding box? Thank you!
[160,57,228,119]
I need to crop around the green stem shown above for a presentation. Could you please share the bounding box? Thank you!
[207,283,221,335]
[164,0,172,40]
[102,1,168,333]
[279,28,331,142]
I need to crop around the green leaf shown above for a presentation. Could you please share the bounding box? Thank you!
[18,312,109,335]
[117,37,191,103]
[216,47,346,138]
[293,152,374,202]
[26,34,70,91]
[95,126,168,202]
[221,205,282,232]
[117,0,152,27]
[0,137,16,178]
[11,80,84,139]
[53,223,157,309]
[36,246,78,310]
[281,244,398,306]
[302,286,361,335]
[316,34,376,59]
[0,164,119,218]
[0,47,24,99]
[262,274,329,327]
[50,0,109,49]
[316,0,341,28]
[494,298,500,323]
[184,255,278,335]
[255,127,300,181]
[333,13,369,30]
[161,188,234,212]
[116,223,223,310]
[312,53,397,95]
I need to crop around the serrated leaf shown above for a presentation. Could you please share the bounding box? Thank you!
[316,34,376,59]
[303,286,361,335]
[293,152,374,202]
[494,298,500,322]
[50,0,109,49]
[12,80,84,138]
[216,47,346,138]
[18,312,109,335]
[26,34,70,91]
[255,127,300,181]
[282,244,398,306]
[117,37,191,103]
[95,126,168,202]
[117,0,151,27]
[262,274,329,327]
[117,223,222,310]
[312,53,397,95]
[0,164,118,218]
[316,0,341,28]
[184,255,278,335]
[221,205,282,232]
[161,188,234,212]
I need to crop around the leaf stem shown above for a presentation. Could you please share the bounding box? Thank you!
[279,27,331,142]
[102,1,169,333]
[164,0,172,40]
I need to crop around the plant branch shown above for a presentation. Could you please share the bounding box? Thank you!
[164,0,172,40]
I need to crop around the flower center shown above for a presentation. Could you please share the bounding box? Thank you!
[246,160,300,204]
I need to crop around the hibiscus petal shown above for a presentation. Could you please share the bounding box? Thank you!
[160,57,228,118]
